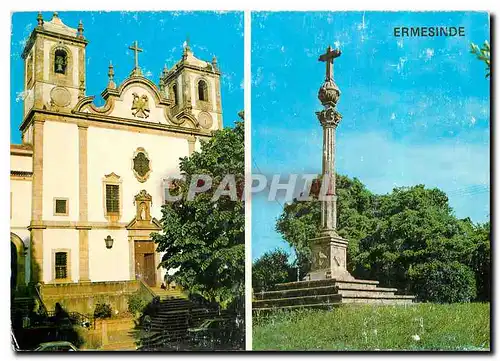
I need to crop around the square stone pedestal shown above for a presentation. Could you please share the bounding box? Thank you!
[306,232,354,281]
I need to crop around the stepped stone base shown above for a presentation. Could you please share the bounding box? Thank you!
[253,278,414,312]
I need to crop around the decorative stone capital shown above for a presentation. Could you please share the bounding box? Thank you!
[316,107,342,127]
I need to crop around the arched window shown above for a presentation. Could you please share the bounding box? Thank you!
[198,80,208,101]
[54,49,67,74]
[172,84,178,105]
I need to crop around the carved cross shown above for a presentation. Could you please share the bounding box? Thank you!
[129,41,143,70]
[318,45,341,81]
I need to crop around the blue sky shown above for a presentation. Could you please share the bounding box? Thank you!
[10,11,243,143]
[251,11,490,260]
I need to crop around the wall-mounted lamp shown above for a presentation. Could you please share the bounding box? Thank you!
[104,235,114,249]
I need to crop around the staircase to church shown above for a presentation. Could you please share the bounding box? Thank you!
[150,287,185,300]
[137,297,221,350]
[253,278,415,312]
[11,296,36,328]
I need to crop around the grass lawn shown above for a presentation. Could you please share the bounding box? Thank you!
[253,303,490,351]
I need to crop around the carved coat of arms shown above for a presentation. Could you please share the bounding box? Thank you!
[131,93,150,118]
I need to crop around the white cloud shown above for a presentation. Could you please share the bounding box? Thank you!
[15,90,28,102]
[423,48,435,61]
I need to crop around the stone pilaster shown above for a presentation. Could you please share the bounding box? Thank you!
[128,236,135,280]
[78,125,90,282]
[30,118,44,283]
[214,76,223,129]
[187,135,196,155]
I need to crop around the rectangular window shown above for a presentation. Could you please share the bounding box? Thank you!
[106,184,120,213]
[55,199,67,215]
[54,198,68,216]
[55,252,67,279]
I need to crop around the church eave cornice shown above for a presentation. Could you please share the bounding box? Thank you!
[163,63,221,83]
[21,108,213,138]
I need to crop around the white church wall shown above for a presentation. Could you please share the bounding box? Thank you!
[10,179,32,230]
[87,126,189,223]
[42,228,79,283]
[11,154,32,172]
[88,229,130,282]
[42,121,79,222]
[195,137,202,152]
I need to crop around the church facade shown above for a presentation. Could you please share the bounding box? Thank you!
[10,12,223,292]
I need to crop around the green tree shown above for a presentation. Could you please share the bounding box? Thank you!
[152,119,244,309]
[470,41,490,78]
[252,249,292,291]
[355,185,478,295]
[470,221,490,301]
[408,260,476,303]
[276,179,490,302]
[276,175,378,275]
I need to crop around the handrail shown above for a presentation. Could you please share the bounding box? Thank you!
[33,283,48,316]
[139,279,157,300]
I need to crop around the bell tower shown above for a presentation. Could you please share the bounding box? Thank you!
[21,12,88,119]
[160,38,223,131]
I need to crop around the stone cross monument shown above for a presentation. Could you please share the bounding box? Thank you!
[307,46,354,281]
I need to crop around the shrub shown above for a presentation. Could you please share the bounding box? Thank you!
[127,293,149,316]
[253,249,292,291]
[93,303,112,319]
[409,261,476,303]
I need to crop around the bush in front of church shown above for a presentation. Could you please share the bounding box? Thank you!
[93,303,112,319]
[127,293,150,317]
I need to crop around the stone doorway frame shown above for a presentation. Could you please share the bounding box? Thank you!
[131,238,161,287]
[126,218,162,288]
[11,232,27,293]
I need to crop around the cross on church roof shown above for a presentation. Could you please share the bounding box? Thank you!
[318,45,341,81]
[129,40,143,76]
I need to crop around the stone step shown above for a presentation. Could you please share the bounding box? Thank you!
[253,293,342,309]
[336,288,397,298]
[156,308,216,316]
[272,278,379,292]
[333,279,382,290]
[254,285,338,300]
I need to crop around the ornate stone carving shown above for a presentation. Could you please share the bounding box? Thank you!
[50,86,71,108]
[311,245,330,269]
[131,93,150,118]
[318,79,340,108]
[197,111,213,129]
[134,190,153,222]
[132,147,152,183]
[316,107,342,127]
